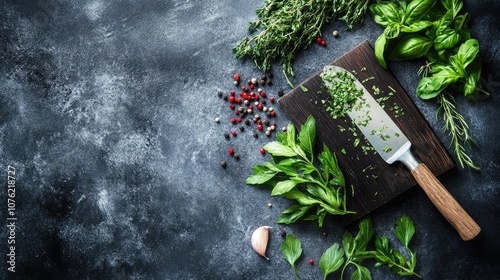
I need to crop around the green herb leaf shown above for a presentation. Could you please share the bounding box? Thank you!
[281,234,302,280]
[245,172,277,185]
[277,204,313,225]
[369,1,402,27]
[298,116,316,161]
[320,243,345,280]
[351,265,372,280]
[264,141,297,157]
[394,214,415,249]
[374,34,388,69]
[389,34,433,61]
[404,0,436,24]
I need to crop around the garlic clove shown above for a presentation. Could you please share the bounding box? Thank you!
[251,226,270,260]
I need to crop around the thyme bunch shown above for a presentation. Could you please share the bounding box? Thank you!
[233,0,371,83]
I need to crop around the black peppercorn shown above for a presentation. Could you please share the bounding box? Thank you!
[239,126,244,131]
[277,88,284,97]
[224,133,230,139]
[220,161,227,168]
[280,230,286,237]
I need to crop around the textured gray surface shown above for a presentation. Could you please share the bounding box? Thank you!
[0,0,499,279]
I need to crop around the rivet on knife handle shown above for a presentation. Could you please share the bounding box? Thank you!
[321,66,481,241]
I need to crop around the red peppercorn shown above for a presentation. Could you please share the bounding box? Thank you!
[231,131,237,137]
[309,259,314,265]
[321,40,327,46]
[270,111,276,117]
[228,96,235,103]
[254,95,259,100]
[257,119,263,125]
[230,90,235,96]
[257,125,263,131]
[237,117,242,122]
[260,91,266,98]
[260,148,265,155]
[229,104,235,109]
[241,86,248,92]
[233,73,240,81]
[241,92,249,100]
[249,83,255,90]
[230,118,236,124]
[269,97,275,103]
[228,148,235,155]
[257,104,263,110]
[234,111,239,115]
[317,37,322,44]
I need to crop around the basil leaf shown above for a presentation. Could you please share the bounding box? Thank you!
[319,243,345,280]
[442,0,463,18]
[394,214,415,249]
[389,34,433,61]
[369,1,402,27]
[374,34,388,69]
[298,115,316,161]
[400,20,433,33]
[281,234,303,267]
[463,57,481,97]
[264,141,297,157]
[416,77,440,99]
[404,0,436,24]
[454,39,480,69]
[434,28,461,51]
[384,23,401,39]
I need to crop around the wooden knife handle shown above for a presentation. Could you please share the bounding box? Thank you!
[411,163,481,241]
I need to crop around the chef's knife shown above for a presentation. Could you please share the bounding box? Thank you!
[323,65,480,241]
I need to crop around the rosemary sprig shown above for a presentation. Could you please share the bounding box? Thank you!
[436,93,479,170]
[233,0,371,82]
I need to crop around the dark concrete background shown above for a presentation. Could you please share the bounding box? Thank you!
[0,0,499,279]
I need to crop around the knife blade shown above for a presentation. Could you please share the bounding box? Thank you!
[322,65,480,241]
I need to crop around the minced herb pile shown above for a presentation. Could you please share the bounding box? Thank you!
[233,0,371,84]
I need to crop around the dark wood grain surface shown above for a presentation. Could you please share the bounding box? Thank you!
[278,40,455,225]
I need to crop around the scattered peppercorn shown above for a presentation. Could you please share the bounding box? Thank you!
[309,259,314,265]
[269,97,275,103]
[320,40,327,46]
[277,88,284,97]
[253,132,258,138]
[228,148,235,155]
[231,131,237,137]
[239,126,244,132]
[333,30,340,37]
[316,37,322,44]
[215,117,220,123]
[224,133,230,139]
[220,161,227,168]
[233,153,240,160]
[267,203,272,208]
[280,230,286,237]
[260,148,265,154]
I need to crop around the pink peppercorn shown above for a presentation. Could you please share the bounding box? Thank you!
[259,148,265,155]
[309,259,314,265]
[228,148,235,155]
[269,97,275,103]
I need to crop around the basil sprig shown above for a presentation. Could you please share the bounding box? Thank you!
[370,0,488,170]
[246,116,354,227]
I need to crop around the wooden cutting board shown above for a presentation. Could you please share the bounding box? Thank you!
[278,40,455,225]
